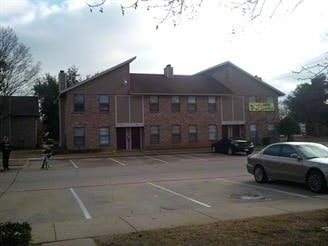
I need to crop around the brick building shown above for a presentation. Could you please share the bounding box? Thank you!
[0,96,39,148]
[58,57,284,151]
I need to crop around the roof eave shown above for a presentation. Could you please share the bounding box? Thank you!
[60,56,136,95]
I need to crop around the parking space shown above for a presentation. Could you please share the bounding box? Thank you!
[1,152,328,243]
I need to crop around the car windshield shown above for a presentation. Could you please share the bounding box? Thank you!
[295,144,328,159]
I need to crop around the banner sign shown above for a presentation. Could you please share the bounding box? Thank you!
[249,102,274,112]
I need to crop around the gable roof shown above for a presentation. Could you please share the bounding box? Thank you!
[60,56,136,95]
[130,73,234,95]
[0,96,39,117]
[195,61,285,96]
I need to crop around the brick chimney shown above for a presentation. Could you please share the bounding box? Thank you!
[164,64,174,79]
[58,70,66,92]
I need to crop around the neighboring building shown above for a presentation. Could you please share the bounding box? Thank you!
[58,57,284,151]
[0,96,39,148]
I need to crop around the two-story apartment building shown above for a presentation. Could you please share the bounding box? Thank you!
[58,57,284,151]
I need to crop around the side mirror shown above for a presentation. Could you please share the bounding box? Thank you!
[290,153,302,161]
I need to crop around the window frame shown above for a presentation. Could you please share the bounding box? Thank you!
[74,94,85,112]
[74,127,85,146]
[99,95,110,112]
[188,125,198,143]
[208,124,217,141]
[172,125,181,143]
[150,125,160,144]
[208,96,217,113]
[187,96,197,112]
[171,96,180,113]
[99,127,110,146]
[149,96,159,113]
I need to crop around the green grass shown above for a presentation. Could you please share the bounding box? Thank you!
[95,209,328,246]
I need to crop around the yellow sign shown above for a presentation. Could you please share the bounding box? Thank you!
[249,102,274,112]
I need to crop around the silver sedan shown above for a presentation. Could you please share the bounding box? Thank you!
[247,142,328,193]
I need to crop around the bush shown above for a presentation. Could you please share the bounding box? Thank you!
[262,137,271,146]
[0,222,32,246]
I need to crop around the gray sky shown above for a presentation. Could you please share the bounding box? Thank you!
[1,0,328,95]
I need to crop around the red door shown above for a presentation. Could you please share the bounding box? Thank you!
[116,128,126,150]
[131,127,141,149]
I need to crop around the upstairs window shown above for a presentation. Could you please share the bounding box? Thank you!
[249,96,256,103]
[74,94,84,112]
[74,127,85,146]
[208,96,216,113]
[188,125,197,143]
[171,96,180,113]
[187,96,197,112]
[266,97,274,104]
[99,95,109,112]
[150,126,160,144]
[172,125,181,143]
[149,96,159,113]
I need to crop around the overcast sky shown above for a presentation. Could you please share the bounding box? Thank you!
[1,0,328,95]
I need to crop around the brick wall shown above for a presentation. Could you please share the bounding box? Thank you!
[143,95,222,149]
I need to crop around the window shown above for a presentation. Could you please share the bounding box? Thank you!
[267,124,275,136]
[172,125,181,143]
[249,96,256,103]
[150,126,160,144]
[280,145,297,158]
[99,127,110,145]
[188,125,197,143]
[187,96,197,112]
[208,96,216,113]
[74,127,85,146]
[99,95,109,111]
[149,96,159,113]
[266,97,274,104]
[171,96,180,112]
[263,144,281,156]
[208,125,217,141]
[249,124,257,140]
[74,94,84,112]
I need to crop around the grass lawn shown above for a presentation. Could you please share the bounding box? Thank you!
[96,209,328,246]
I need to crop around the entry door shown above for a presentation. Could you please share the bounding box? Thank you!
[131,127,141,149]
[116,128,126,150]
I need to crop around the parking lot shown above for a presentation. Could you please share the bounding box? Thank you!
[0,153,328,244]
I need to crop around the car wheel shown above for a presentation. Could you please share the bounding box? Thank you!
[227,147,233,155]
[254,166,268,183]
[307,170,326,193]
[211,146,216,153]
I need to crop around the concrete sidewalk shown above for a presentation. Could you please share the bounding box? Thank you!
[32,199,328,245]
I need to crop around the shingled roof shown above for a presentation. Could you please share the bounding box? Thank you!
[130,74,233,95]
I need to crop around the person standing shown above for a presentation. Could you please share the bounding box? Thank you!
[1,136,12,171]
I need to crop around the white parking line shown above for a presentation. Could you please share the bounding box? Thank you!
[216,178,310,199]
[108,158,126,166]
[144,155,169,164]
[189,155,209,161]
[148,182,211,208]
[69,188,92,219]
[70,160,79,169]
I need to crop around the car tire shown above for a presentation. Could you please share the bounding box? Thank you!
[307,170,327,193]
[254,166,268,183]
[227,147,233,155]
[211,146,216,153]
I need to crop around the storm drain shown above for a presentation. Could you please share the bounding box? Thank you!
[231,192,271,201]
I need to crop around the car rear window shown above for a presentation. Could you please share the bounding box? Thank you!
[263,145,281,156]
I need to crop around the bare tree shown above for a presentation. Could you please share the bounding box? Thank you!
[293,54,328,80]
[87,0,305,28]
[0,26,40,97]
